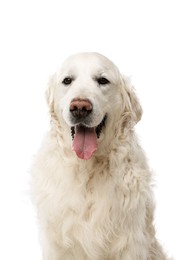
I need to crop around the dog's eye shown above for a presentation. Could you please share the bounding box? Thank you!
[62,77,73,85]
[97,77,110,85]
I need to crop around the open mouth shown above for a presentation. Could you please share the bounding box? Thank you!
[71,115,107,140]
[70,115,107,160]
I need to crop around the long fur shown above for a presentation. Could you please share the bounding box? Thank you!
[31,52,168,260]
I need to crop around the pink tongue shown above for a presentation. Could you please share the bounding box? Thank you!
[72,126,97,160]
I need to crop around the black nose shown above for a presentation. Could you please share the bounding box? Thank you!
[70,98,92,119]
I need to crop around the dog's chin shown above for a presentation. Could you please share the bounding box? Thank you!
[69,115,107,160]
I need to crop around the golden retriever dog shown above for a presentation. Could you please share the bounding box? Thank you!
[31,53,168,259]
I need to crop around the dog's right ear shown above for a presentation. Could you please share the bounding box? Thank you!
[45,74,56,113]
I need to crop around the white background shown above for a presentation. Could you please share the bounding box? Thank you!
[0,0,185,259]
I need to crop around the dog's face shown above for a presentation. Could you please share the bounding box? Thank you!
[47,53,142,160]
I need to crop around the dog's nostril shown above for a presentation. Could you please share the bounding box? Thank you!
[70,104,77,111]
[70,99,92,118]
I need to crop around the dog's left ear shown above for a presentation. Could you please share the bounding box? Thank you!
[121,76,143,125]
[45,74,56,114]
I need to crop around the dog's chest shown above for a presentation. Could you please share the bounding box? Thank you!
[44,165,126,243]
[51,167,118,220]
[36,155,149,258]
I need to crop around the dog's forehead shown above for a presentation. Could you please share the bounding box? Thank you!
[58,53,119,78]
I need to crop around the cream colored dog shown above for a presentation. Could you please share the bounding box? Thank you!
[31,53,168,259]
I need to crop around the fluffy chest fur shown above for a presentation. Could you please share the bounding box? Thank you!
[32,133,151,259]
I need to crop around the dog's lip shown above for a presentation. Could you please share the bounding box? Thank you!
[95,115,107,138]
[70,115,107,139]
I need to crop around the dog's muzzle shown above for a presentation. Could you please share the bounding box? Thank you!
[69,98,106,160]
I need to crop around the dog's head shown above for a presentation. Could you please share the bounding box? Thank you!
[46,53,142,160]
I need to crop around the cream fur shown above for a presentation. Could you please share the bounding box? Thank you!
[31,52,168,259]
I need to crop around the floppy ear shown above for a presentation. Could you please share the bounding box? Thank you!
[122,76,143,126]
[45,74,56,114]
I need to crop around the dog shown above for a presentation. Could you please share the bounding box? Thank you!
[31,52,168,259]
